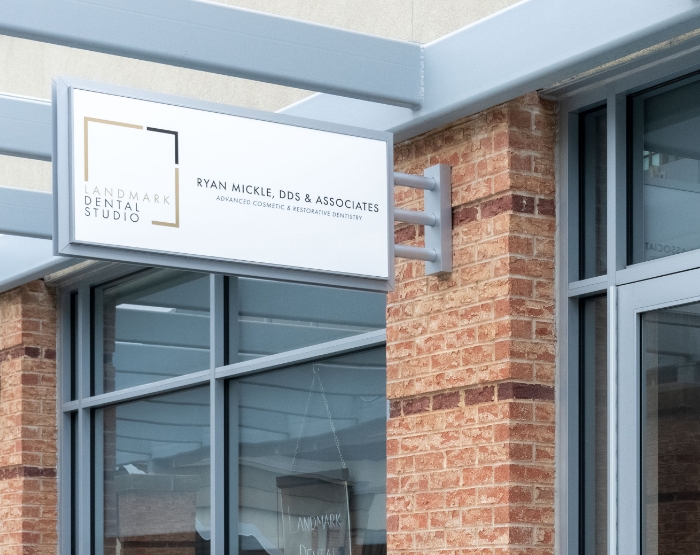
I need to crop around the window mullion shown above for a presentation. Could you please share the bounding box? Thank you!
[606,284,618,555]
[215,329,387,380]
[607,89,627,281]
[605,89,624,555]
[211,274,226,555]
[567,111,581,283]
[77,285,93,555]
[77,407,92,555]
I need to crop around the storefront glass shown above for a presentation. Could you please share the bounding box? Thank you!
[232,347,387,555]
[630,74,700,264]
[642,302,700,555]
[94,269,211,394]
[580,296,608,555]
[566,66,700,555]
[66,269,386,555]
[229,278,385,363]
[96,387,211,555]
[580,107,607,279]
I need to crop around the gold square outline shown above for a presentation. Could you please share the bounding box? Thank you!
[83,117,180,228]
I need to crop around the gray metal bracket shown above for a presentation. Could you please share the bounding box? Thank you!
[393,164,452,276]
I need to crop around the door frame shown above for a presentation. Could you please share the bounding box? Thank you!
[617,266,700,554]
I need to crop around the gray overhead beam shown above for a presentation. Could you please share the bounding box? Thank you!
[282,0,700,140]
[3,0,700,157]
[0,0,422,109]
[0,186,53,239]
[0,94,52,160]
[0,235,77,294]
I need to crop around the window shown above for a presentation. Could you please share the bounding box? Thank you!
[641,302,700,555]
[579,107,607,279]
[562,64,700,555]
[93,269,211,394]
[630,74,700,263]
[232,348,386,555]
[63,269,386,555]
[579,296,607,555]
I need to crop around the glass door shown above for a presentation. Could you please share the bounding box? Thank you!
[618,267,700,555]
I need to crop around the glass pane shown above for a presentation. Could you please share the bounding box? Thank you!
[231,347,386,555]
[631,74,700,263]
[580,296,607,554]
[230,277,385,363]
[96,386,210,555]
[95,269,210,394]
[642,301,700,555]
[580,107,608,279]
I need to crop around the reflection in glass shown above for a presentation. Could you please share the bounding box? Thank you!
[631,75,700,263]
[95,269,210,394]
[580,107,607,279]
[580,296,607,555]
[231,348,387,555]
[229,278,385,363]
[642,302,700,555]
[96,387,210,555]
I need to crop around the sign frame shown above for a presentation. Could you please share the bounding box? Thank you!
[53,77,394,291]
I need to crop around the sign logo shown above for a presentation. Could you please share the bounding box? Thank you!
[83,117,180,228]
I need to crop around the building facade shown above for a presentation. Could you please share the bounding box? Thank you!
[2,1,700,555]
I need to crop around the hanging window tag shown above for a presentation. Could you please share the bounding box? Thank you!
[277,470,352,555]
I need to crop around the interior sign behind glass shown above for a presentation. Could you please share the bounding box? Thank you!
[53,77,394,291]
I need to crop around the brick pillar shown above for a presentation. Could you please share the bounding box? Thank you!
[388,93,556,554]
[0,281,58,555]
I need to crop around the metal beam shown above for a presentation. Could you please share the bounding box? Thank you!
[4,0,700,157]
[0,0,422,108]
[0,186,53,239]
[0,235,76,294]
[0,94,51,160]
[282,0,700,140]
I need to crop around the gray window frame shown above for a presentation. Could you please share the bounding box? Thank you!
[555,46,700,555]
[616,266,700,555]
[57,263,387,555]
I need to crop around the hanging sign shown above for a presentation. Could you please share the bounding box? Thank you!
[277,471,352,555]
[53,77,394,291]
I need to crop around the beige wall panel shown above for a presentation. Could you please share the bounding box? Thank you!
[216,0,414,40]
[0,36,46,98]
[0,155,51,192]
[412,0,524,43]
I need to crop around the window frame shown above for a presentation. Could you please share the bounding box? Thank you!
[57,264,387,555]
[556,45,700,555]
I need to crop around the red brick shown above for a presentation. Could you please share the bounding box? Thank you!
[403,396,431,415]
[464,385,495,406]
[433,391,461,411]
[453,205,479,227]
[0,281,57,555]
[497,382,554,402]
[536,197,555,216]
[390,93,556,555]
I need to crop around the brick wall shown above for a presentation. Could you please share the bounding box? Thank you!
[0,281,58,555]
[388,92,557,555]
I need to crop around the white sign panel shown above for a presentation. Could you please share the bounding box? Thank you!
[54,79,393,290]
